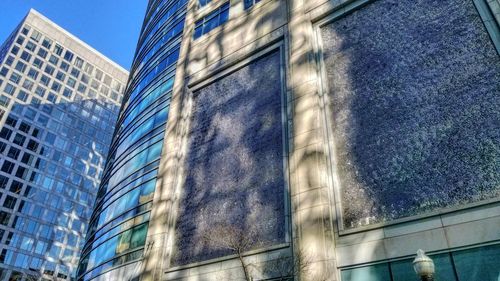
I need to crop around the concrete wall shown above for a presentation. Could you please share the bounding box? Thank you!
[138,0,500,280]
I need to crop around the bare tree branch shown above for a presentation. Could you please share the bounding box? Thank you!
[203,224,256,281]
[204,224,328,281]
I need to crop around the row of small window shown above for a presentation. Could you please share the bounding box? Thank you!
[0,219,82,252]
[10,40,73,70]
[15,94,117,137]
[126,48,179,109]
[82,212,150,266]
[0,177,83,222]
[4,59,88,94]
[0,228,77,260]
[86,200,153,253]
[0,163,31,187]
[0,144,38,168]
[117,76,173,141]
[20,202,85,233]
[131,19,184,84]
[136,0,188,59]
[4,52,121,107]
[84,192,153,258]
[0,165,95,219]
[0,176,30,196]
[193,0,263,40]
[20,25,122,93]
[93,167,157,224]
[1,164,94,216]
[0,249,73,280]
[0,115,109,168]
[1,72,85,109]
[0,175,92,222]
[13,37,81,79]
[1,56,120,103]
[82,165,160,272]
[26,170,94,208]
[79,0,185,271]
[0,250,45,275]
[31,172,95,205]
[77,223,148,278]
[15,185,85,222]
[0,149,98,207]
[7,98,117,137]
[81,206,153,278]
[194,2,229,39]
[90,171,157,247]
[4,112,110,161]
[13,221,80,252]
[1,73,76,104]
[142,0,177,33]
[0,127,40,151]
[1,82,65,108]
[198,0,260,9]
[0,210,65,241]
[78,248,143,281]
[0,198,87,246]
[6,104,113,156]
[2,114,39,136]
[0,268,63,281]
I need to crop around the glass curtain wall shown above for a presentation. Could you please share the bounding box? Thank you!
[341,244,500,281]
[77,0,188,280]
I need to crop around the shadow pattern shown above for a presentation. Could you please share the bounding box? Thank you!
[320,0,500,228]
[172,50,286,265]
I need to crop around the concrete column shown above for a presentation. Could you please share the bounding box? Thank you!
[287,0,338,280]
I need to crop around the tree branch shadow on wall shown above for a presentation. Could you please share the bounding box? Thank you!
[141,0,500,280]
[142,0,350,280]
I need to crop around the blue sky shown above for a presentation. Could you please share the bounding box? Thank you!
[0,0,148,70]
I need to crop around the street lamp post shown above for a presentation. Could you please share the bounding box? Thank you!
[413,249,435,281]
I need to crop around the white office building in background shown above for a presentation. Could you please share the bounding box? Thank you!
[0,9,128,280]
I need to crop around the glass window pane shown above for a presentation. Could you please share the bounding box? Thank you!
[341,264,390,281]
[453,244,500,281]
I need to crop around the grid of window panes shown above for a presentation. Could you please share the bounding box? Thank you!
[193,2,230,39]
[77,1,187,280]
[340,244,500,281]
[244,0,262,9]
[0,22,125,281]
[0,25,19,70]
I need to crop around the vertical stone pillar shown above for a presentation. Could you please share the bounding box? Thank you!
[287,1,338,280]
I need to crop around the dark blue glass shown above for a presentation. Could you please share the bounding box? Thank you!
[199,0,212,7]
[193,2,230,39]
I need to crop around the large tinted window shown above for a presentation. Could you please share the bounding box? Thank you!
[341,245,500,281]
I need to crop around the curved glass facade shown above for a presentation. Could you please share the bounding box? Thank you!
[77,1,188,280]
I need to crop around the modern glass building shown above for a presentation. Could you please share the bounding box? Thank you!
[81,0,500,280]
[77,0,187,280]
[0,10,128,281]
